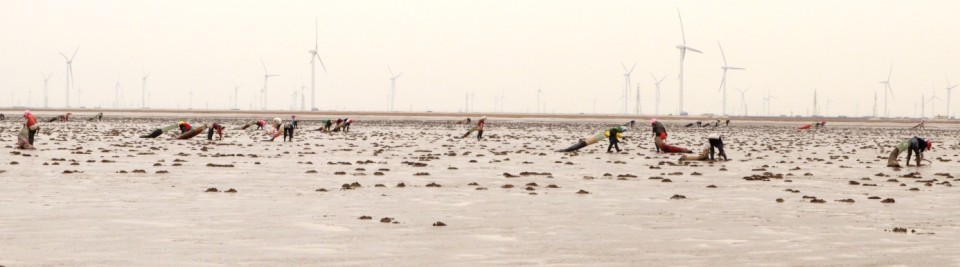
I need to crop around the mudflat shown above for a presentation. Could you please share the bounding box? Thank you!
[1,114,958,266]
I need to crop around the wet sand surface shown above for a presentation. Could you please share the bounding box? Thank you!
[2,116,960,266]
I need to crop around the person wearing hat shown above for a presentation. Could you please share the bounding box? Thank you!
[607,125,627,153]
[651,118,667,152]
[177,121,193,134]
[887,136,933,167]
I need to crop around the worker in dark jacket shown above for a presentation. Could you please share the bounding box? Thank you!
[887,137,932,167]
[607,126,626,153]
[207,122,225,141]
[651,118,667,152]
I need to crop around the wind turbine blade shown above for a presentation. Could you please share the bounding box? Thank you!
[395,73,403,79]
[621,62,628,72]
[71,46,79,59]
[728,67,745,70]
[314,17,319,51]
[316,55,328,74]
[887,64,892,82]
[629,63,636,74]
[59,52,69,60]
[718,73,725,92]
[686,47,703,53]
[659,75,666,83]
[718,41,727,65]
[650,72,657,81]
[261,58,268,73]
[677,9,686,45]
[388,65,395,76]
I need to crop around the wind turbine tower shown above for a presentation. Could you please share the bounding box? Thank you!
[651,73,666,115]
[735,87,750,116]
[141,69,149,109]
[388,66,403,111]
[930,83,942,117]
[308,17,328,111]
[537,87,543,114]
[114,79,123,109]
[41,72,52,108]
[879,65,894,117]
[635,83,641,115]
[946,75,958,118]
[620,62,635,115]
[675,10,702,115]
[59,47,78,108]
[717,42,745,116]
[261,59,279,111]
[813,89,818,116]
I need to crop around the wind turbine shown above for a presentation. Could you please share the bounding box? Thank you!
[635,83,641,115]
[879,64,894,117]
[261,59,279,111]
[620,62,636,115]
[114,79,123,109]
[536,87,543,114]
[929,83,942,118]
[233,85,241,110]
[300,85,307,111]
[946,75,958,118]
[41,71,52,108]
[717,42,744,116]
[308,17,328,111]
[58,47,78,108]
[763,90,776,116]
[813,89,818,117]
[676,10,702,115]
[388,65,403,111]
[650,73,666,115]
[141,68,149,109]
[735,86,750,116]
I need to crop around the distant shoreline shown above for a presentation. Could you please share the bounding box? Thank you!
[0,107,954,126]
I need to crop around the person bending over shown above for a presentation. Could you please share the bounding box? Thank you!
[607,126,626,153]
[887,136,932,167]
[207,122,225,141]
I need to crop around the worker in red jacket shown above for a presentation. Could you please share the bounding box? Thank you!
[23,110,39,145]
[178,121,192,134]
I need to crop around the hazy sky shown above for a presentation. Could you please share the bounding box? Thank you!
[2,0,959,117]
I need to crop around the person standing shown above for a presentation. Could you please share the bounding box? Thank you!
[282,121,295,141]
[475,116,486,140]
[651,118,667,152]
